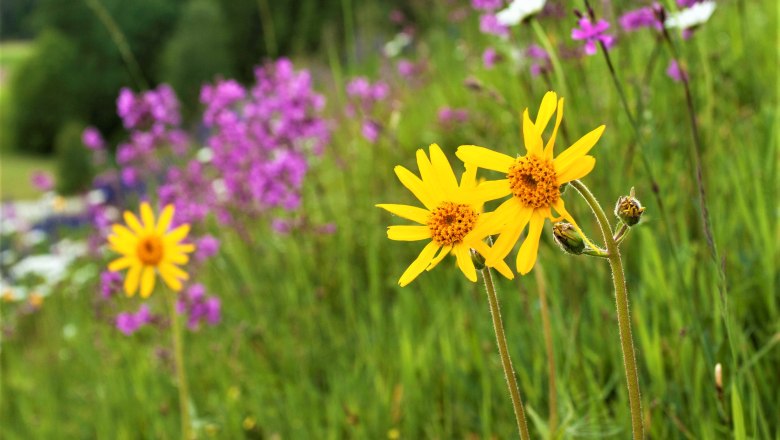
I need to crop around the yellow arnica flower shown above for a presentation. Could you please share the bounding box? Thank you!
[456,91,605,275]
[377,144,514,286]
[107,202,195,297]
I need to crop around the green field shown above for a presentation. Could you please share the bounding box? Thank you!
[1,2,778,439]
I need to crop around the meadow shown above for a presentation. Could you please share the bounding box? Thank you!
[1,1,777,439]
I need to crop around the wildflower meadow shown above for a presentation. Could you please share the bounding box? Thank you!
[1,0,777,438]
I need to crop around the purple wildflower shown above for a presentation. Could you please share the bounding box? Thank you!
[526,44,551,76]
[397,59,417,78]
[619,6,663,32]
[438,107,470,125]
[194,235,220,262]
[116,304,152,335]
[99,270,123,299]
[82,126,105,150]
[30,171,54,192]
[482,47,502,69]
[571,18,616,55]
[361,120,381,143]
[480,13,509,37]
[666,60,688,82]
[472,0,504,11]
[176,284,220,330]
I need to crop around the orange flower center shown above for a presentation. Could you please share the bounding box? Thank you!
[507,155,559,209]
[137,235,164,265]
[427,202,478,246]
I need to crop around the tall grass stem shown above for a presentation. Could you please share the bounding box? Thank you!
[533,264,558,436]
[571,180,643,439]
[481,267,531,440]
[167,292,192,440]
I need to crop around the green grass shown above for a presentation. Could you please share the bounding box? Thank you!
[1,1,778,439]
[0,152,55,200]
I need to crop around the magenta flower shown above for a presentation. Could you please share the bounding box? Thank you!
[472,0,504,11]
[176,284,221,330]
[619,5,663,32]
[571,18,616,55]
[194,235,220,262]
[526,44,551,76]
[437,107,470,125]
[82,126,105,150]
[666,60,688,82]
[116,304,152,335]
[397,59,417,78]
[482,47,502,69]
[30,171,54,192]
[479,14,509,37]
[100,270,123,299]
[361,120,381,143]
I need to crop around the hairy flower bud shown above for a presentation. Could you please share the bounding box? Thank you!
[471,248,487,270]
[615,187,645,226]
[552,222,585,255]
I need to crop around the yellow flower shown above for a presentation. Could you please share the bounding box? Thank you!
[377,144,514,286]
[456,91,605,275]
[107,202,195,297]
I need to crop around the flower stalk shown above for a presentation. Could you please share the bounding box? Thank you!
[167,291,193,440]
[571,179,644,439]
[481,266,531,440]
[533,264,558,436]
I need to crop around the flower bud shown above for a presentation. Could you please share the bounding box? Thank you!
[615,187,645,226]
[552,222,585,255]
[714,362,723,393]
[470,248,487,270]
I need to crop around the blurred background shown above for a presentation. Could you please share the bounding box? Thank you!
[0,0,777,438]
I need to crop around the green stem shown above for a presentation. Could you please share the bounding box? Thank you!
[614,223,629,245]
[533,264,558,436]
[167,292,192,440]
[571,180,644,439]
[481,267,531,440]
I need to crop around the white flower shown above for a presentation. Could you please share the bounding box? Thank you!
[383,33,412,58]
[496,0,546,26]
[665,1,716,29]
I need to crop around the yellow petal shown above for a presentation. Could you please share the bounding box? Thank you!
[516,211,546,275]
[108,256,135,272]
[416,148,438,187]
[140,266,156,298]
[535,91,558,134]
[476,179,512,201]
[394,165,437,210]
[108,235,135,255]
[454,244,477,282]
[159,262,189,281]
[426,244,452,271]
[456,145,515,173]
[376,204,430,224]
[466,198,517,239]
[160,268,183,292]
[164,224,191,245]
[124,264,142,296]
[557,155,596,184]
[459,164,478,190]
[544,98,564,159]
[140,202,156,232]
[522,109,543,156]
[156,205,175,234]
[124,210,145,235]
[164,252,189,265]
[111,224,136,241]
[175,244,196,254]
[485,205,533,266]
[554,125,605,172]
[471,240,514,280]
[398,241,440,287]
[387,225,431,241]
[428,144,459,196]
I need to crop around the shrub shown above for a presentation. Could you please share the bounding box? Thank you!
[55,121,93,195]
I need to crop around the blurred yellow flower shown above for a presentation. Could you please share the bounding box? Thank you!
[107,202,194,297]
[377,144,514,286]
[457,91,604,274]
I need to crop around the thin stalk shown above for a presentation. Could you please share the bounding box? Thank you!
[571,180,643,439]
[83,0,147,90]
[481,267,531,440]
[167,292,192,440]
[533,264,558,436]
[256,0,278,57]
[614,223,629,245]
